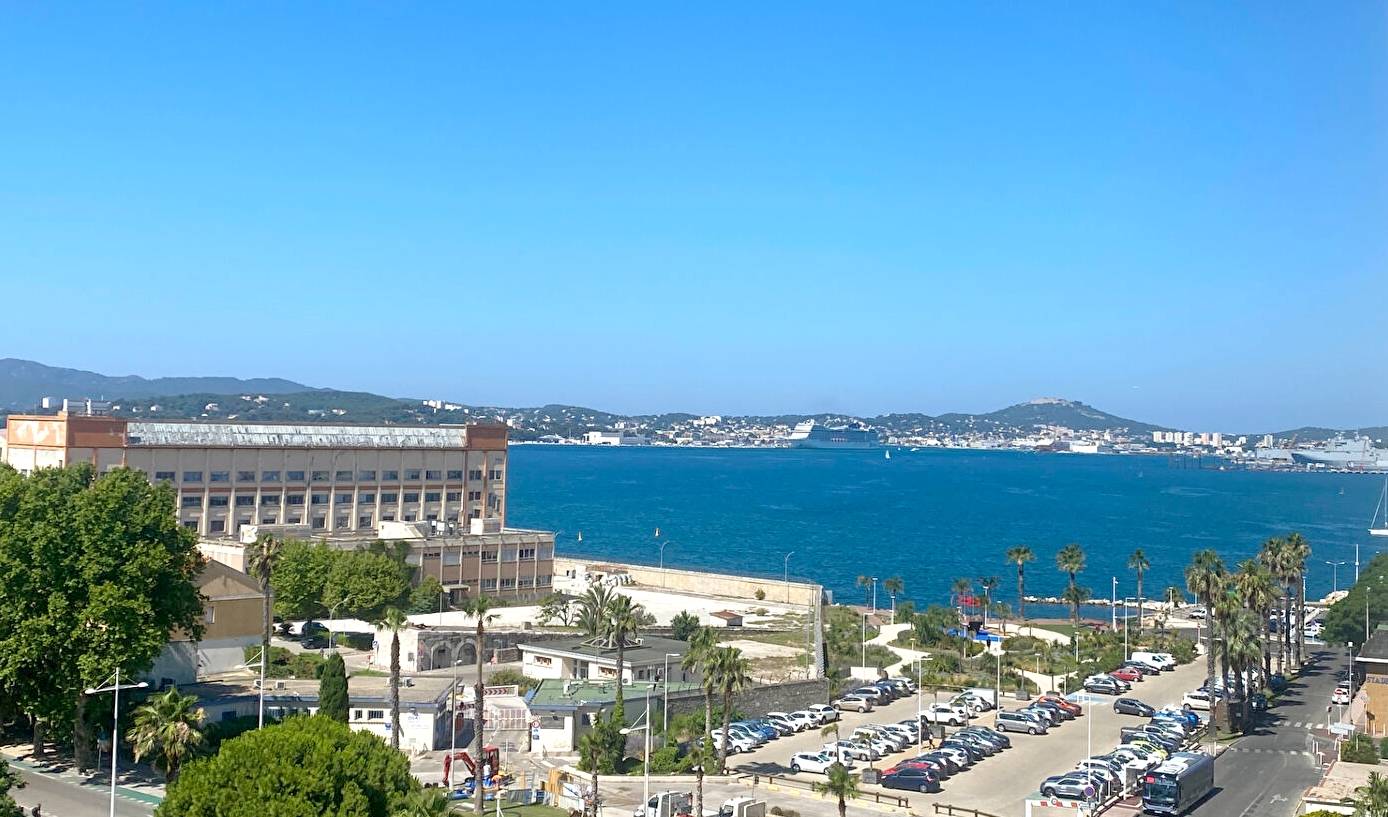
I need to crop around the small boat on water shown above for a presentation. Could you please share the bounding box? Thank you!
[1372,477,1388,537]
[884,449,891,461]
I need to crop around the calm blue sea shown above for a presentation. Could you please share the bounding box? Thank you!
[505,446,1385,609]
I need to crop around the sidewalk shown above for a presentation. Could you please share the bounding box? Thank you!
[0,743,165,807]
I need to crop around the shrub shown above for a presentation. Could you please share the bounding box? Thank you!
[1341,733,1378,764]
[754,588,766,601]
[488,668,537,696]
[644,746,683,774]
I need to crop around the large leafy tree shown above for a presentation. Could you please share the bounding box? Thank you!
[319,652,350,724]
[606,594,644,720]
[1004,545,1036,625]
[0,465,204,769]
[1260,536,1293,673]
[156,715,417,817]
[323,550,412,622]
[127,687,206,781]
[670,611,701,641]
[269,541,335,621]
[1233,559,1279,681]
[0,757,22,817]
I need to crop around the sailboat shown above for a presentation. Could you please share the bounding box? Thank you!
[1372,477,1388,537]
[884,449,892,461]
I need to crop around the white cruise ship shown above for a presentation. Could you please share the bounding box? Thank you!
[786,420,880,449]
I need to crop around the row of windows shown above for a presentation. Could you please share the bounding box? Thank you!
[477,576,551,590]
[183,491,490,507]
[155,468,500,484]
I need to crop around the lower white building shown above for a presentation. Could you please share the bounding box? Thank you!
[520,635,694,684]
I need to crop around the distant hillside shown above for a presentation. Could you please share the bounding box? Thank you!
[0,358,312,411]
[933,398,1166,434]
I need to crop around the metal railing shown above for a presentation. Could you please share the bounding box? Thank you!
[736,772,910,808]
[931,805,1005,817]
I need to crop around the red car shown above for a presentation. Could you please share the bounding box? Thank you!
[1110,667,1143,683]
[885,759,947,778]
[1039,695,1083,716]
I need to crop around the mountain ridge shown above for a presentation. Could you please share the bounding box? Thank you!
[0,358,314,409]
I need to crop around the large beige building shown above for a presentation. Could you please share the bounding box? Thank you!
[1,411,556,601]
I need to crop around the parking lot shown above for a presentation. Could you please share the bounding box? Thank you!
[728,657,1209,814]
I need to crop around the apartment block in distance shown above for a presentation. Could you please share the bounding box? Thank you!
[0,411,555,601]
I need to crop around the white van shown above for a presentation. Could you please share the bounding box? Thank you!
[1131,652,1175,671]
[963,687,998,707]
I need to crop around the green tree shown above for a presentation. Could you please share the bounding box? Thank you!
[0,757,22,817]
[685,738,714,817]
[127,686,206,781]
[1128,549,1150,638]
[1285,532,1312,668]
[459,595,499,815]
[537,593,573,625]
[377,608,408,749]
[406,575,446,616]
[245,533,285,692]
[883,577,905,622]
[156,715,417,817]
[812,763,860,817]
[577,717,609,817]
[671,610,701,641]
[0,465,205,770]
[391,788,452,817]
[1260,536,1293,673]
[324,550,412,621]
[319,652,350,723]
[1185,549,1227,716]
[856,575,872,606]
[1344,770,1388,815]
[606,594,645,721]
[486,667,536,695]
[576,584,617,641]
[1005,545,1036,624]
[269,540,334,621]
[709,645,752,774]
[683,627,719,737]
[1233,559,1279,682]
[1056,543,1087,632]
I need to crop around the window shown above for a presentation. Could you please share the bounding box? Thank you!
[405,469,422,480]
[312,517,326,529]
[359,515,373,528]
[517,577,534,588]
[182,471,203,483]
[500,578,516,589]
[358,470,376,481]
[425,492,441,502]
[366,709,384,721]
[382,513,396,522]
[353,710,363,720]
[382,492,398,503]
[335,516,348,528]
[311,494,329,505]
[426,513,438,522]
[468,469,483,481]
[404,492,420,503]
[489,469,503,480]
[404,513,416,522]
[446,491,461,502]
[359,493,375,505]
[447,470,463,480]
[210,471,230,483]
[480,578,497,590]
[537,575,552,587]
[235,496,255,507]
[287,494,305,505]
[468,491,482,501]
[311,471,329,482]
[181,496,202,508]
[287,516,301,524]
[261,495,280,506]
[209,519,226,533]
[209,496,229,508]
[335,470,353,482]
[182,520,198,530]
[335,493,353,505]
[261,516,278,525]
[154,471,176,482]
[260,471,280,482]
[237,471,256,482]
[482,551,498,563]
[287,470,305,481]
[519,548,536,560]
[382,470,399,481]
[446,513,459,522]
[425,469,442,480]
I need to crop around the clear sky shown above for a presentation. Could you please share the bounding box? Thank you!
[2,4,1385,431]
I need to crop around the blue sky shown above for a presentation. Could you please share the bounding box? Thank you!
[2,4,1385,430]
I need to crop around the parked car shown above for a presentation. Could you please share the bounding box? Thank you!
[1109,667,1143,684]
[881,767,941,793]
[1084,676,1123,695]
[823,741,873,763]
[920,703,969,726]
[852,686,892,704]
[1034,700,1075,721]
[1024,704,1064,726]
[888,676,919,693]
[761,715,795,735]
[1182,690,1214,711]
[962,726,1011,749]
[873,681,903,700]
[940,738,987,762]
[950,692,992,714]
[1038,695,1083,716]
[886,758,948,779]
[1130,651,1175,671]
[1122,660,1161,677]
[833,694,873,713]
[1156,707,1201,728]
[706,732,756,754]
[947,732,997,756]
[996,710,1047,734]
[1113,698,1154,717]
[808,704,839,723]
[789,751,852,775]
[1269,673,1288,693]
[1187,606,1207,620]
[1332,685,1352,705]
[772,711,813,732]
[920,750,962,774]
[1073,759,1122,791]
[1039,771,1106,800]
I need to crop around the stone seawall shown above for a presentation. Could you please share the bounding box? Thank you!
[664,677,832,719]
[554,555,822,607]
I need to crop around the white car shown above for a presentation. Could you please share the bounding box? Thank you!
[878,724,916,745]
[950,693,991,714]
[1333,686,1352,705]
[808,704,839,723]
[920,703,970,726]
[823,741,874,762]
[790,751,853,775]
[766,712,804,732]
[932,745,972,768]
[1182,691,1214,711]
[787,711,818,730]
[854,727,907,751]
[1188,606,1207,620]
[706,732,755,754]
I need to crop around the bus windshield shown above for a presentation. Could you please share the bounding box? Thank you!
[1145,780,1178,805]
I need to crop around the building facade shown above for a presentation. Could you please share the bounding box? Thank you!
[520,635,694,685]
[148,559,265,686]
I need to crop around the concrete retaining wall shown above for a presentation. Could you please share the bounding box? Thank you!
[555,556,821,607]
[664,678,832,720]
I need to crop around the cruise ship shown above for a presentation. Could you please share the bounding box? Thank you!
[1290,436,1388,469]
[786,420,880,449]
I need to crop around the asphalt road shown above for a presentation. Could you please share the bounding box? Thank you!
[9,766,155,817]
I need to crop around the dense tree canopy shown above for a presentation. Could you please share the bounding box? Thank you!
[272,541,419,622]
[0,757,22,817]
[1324,553,1388,647]
[322,550,411,622]
[157,716,417,817]
[0,464,204,767]
[319,652,350,723]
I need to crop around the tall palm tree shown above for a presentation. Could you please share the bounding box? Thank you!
[606,594,645,720]
[1260,537,1292,674]
[1061,585,1089,644]
[686,739,714,817]
[1005,545,1036,626]
[1226,608,1263,727]
[1285,532,1311,668]
[856,575,873,608]
[460,595,498,816]
[883,577,905,623]
[578,724,606,817]
[576,584,617,640]
[378,607,408,750]
[950,577,974,609]
[1128,549,1150,638]
[978,577,1000,628]
[391,788,452,817]
[812,762,861,817]
[820,721,842,762]
[682,627,718,737]
[244,533,283,694]
[1185,549,1227,716]
[1233,558,1278,683]
[1056,543,1087,631]
[1212,590,1239,693]
[710,646,752,774]
[126,687,205,781]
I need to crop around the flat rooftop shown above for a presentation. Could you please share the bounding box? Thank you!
[126,421,472,449]
[521,634,691,664]
[528,679,703,709]
[186,673,456,706]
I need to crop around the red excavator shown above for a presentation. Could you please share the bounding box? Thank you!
[443,746,500,788]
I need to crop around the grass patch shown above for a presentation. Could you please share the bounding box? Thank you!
[731,630,809,649]
[352,668,387,677]
[491,805,570,817]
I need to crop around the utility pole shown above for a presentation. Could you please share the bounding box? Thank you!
[85,669,148,817]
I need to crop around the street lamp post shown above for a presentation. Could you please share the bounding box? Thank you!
[784,552,794,603]
[871,577,879,613]
[655,529,669,588]
[1326,560,1347,594]
[620,686,653,812]
[662,652,680,745]
[861,613,867,668]
[85,669,149,817]
[1111,577,1117,631]
[238,648,268,728]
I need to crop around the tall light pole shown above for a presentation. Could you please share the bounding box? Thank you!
[784,552,795,603]
[1111,577,1117,631]
[238,648,268,728]
[448,651,462,787]
[662,652,680,745]
[85,669,149,817]
[1327,561,1347,594]
[655,529,669,588]
[861,613,867,668]
[871,577,879,613]
[620,686,653,812]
